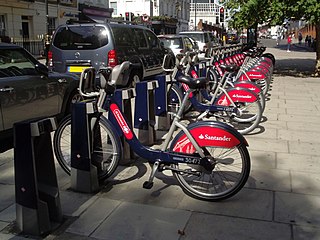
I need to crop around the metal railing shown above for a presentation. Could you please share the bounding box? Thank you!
[12,39,45,58]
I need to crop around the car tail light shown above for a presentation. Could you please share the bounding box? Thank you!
[180,49,185,53]
[47,50,53,67]
[108,49,118,67]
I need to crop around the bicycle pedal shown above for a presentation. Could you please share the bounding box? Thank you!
[143,181,154,189]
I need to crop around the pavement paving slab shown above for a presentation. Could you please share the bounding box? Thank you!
[247,138,289,153]
[276,152,320,173]
[181,212,291,240]
[293,225,320,240]
[291,171,320,195]
[248,168,291,192]
[275,192,320,227]
[0,185,15,213]
[90,202,192,240]
[66,197,121,236]
[288,141,320,156]
[249,150,276,169]
[178,188,273,221]
[278,129,320,143]
[0,204,15,222]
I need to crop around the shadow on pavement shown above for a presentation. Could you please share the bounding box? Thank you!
[274,58,316,77]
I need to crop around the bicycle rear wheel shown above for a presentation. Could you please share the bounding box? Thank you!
[53,115,121,181]
[170,143,250,201]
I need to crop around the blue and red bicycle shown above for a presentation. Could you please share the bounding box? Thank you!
[53,62,251,201]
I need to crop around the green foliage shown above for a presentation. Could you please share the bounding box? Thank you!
[224,0,320,28]
[225,0,320,74]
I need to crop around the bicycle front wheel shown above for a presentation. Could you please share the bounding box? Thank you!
[170,144,250,201]
[53,115,121,181]
[226,100,262,134]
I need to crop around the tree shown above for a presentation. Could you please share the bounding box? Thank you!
[223,0,320,75]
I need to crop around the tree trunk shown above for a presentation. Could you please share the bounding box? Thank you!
[315,22,320,76]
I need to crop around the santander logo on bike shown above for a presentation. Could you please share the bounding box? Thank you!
[232,94,252,99]
[110,103,133,140]
[198,134,231,142]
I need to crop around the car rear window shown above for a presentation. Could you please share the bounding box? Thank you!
[53,25,109,50]
[159,37,183,49]
[180,33,204,43]
[111,27,137,47]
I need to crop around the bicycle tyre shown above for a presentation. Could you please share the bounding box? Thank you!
[229,100,262,134]
[167,83,184,118]
[53,115,121,181]
[259,90,266,113]
[169,139,250,201]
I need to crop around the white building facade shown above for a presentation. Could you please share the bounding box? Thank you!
[189,0,224,31]
[108,0,190,33]
[0,0,81,41]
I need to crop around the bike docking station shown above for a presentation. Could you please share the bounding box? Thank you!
[109,87,136,165]
[133,80,159,145]
[153,74,170,139]
[108,76,169,163]
[198,61,209,77]
[13,117,62,236]
[70,100,100,193]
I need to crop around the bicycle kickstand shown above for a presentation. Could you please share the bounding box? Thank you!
[143,160,160,189]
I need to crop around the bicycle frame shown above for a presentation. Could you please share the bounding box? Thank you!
[62,62,252,199]
[106,88,244,167]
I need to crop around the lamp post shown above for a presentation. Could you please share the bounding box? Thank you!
[45,0,49,34]
[194,0,197,30]
[44,0,50,64]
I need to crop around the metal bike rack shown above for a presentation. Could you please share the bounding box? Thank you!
[70,101,99,193]
[109,88,136,165]
[134,80,159,145]
[153,75,170,139]
[199,62,208,77]
[13,117,62,236]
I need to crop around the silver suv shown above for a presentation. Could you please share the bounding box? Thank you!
[49,22,168,87]
[179,31,220,59]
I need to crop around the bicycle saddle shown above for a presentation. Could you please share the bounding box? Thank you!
[177,75,209,89]
[219,64,240,72]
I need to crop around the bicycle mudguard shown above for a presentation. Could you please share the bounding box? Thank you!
[239,71,267,81]
[170,121,248,154]
[214,87,258,106]
[233,81,262,94]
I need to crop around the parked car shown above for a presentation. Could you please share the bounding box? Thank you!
[0,43,80,152]
[49,21,170,87]
[157,34,196,56]
[226,33,240,44]
[208,32,221,46]
[179,31,214,59]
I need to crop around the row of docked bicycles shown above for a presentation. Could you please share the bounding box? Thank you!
[53,44,275,201]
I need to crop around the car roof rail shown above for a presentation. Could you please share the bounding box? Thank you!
[107,18,150,27]
[66,19,95,25]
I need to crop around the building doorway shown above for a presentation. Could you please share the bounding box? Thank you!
[22,16,30,51]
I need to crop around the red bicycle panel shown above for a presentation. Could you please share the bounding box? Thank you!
[234,82,261,94]
[215,88,258,106]
[172,126,241,153]
[110,103,133,140]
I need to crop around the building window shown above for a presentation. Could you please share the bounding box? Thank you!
[0,15,6,36]
[110,2,117,15]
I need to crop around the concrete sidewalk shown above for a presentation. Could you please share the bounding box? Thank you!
[1,47,320,240]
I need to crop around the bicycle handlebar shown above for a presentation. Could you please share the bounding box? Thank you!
[79,67,100,98]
